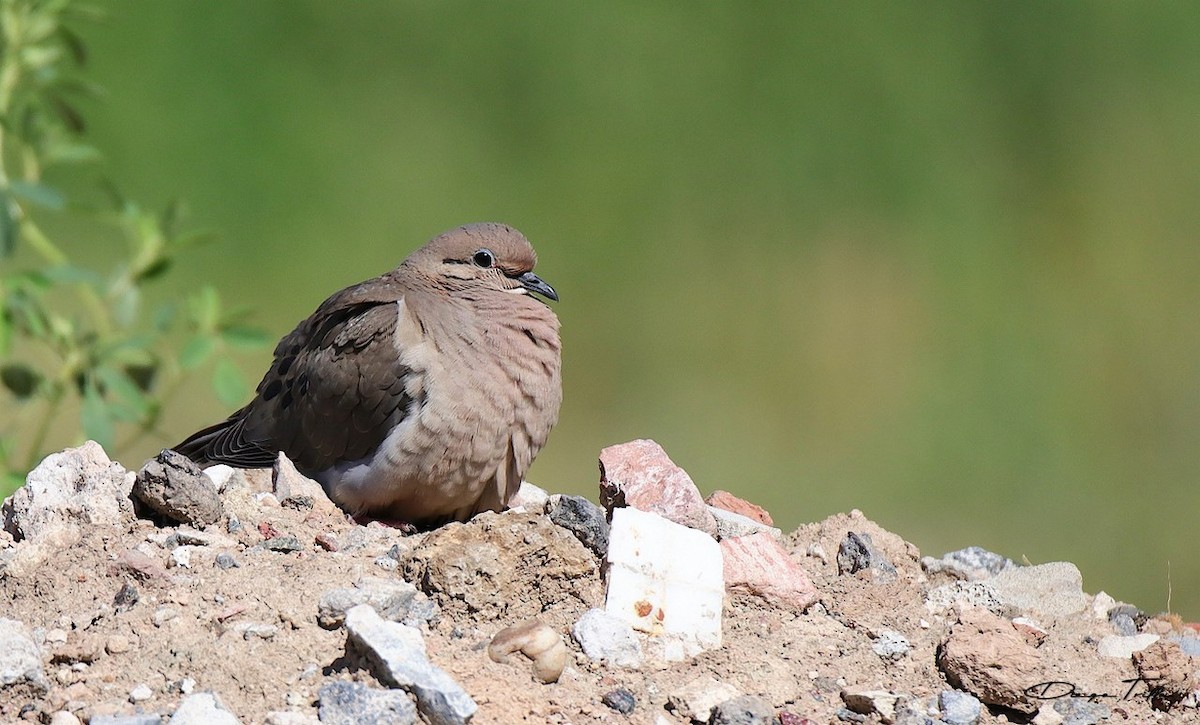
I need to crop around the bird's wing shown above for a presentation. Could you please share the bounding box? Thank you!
[174,276,416,472]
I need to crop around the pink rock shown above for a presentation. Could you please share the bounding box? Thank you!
[720,532,819,611]
[599,440,717,536]
[705,490,774,526]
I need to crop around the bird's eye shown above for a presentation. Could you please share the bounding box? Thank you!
[472,249,495,268]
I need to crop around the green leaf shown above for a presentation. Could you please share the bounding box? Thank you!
[178,334,215,370]
[134,257,171,282]
[45,142,102,165]
[0,194,18,258]
[42,264,102,285]
[152,302,177,332]
[212,357,248,407]
[124,363,158,392]
[0,310,10,356]
[95,365,150,422]
[220,325,271,350]
[170,229,218,250]
[190,285,220,332]
[8,181,66,211]
[112,283,139,328]
[81,384,114,449]
[1,363,41,399]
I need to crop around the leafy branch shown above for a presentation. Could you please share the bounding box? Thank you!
[0,0,267,490]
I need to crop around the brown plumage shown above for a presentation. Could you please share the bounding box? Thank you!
[173,222,562,525]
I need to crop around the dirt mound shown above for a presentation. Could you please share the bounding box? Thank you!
[1,442,1196,724]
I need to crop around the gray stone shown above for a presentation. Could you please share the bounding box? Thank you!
[344,604,476,725]
[572,607,643,668]
[872,630,911,660]
[318,577,419,629]
[169,692,241,724]
[925,581,1011,616]
[259,536,304,553]
[985,562,1089,619]
[939,690,982,725]
[215,553,239,570]
[2,441,133,543]
[921,546,1014,581]
[1052,697,1110,725]
[1097,633,1159,658]
[601,688,636,714]
[837,531,896,580]
[547,494,610,558]
[1169,635,1200,657]
[711,694,777,725]
[318,680,417,725]
[708,505,783,541]
[0,618,47,692]
[91,716,164,725]
[134,450,223,527]
[1110,612,1137,636]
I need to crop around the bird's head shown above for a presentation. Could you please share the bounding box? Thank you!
[406,222,558,302]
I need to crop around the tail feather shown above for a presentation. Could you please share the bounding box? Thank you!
[173,408,278,469]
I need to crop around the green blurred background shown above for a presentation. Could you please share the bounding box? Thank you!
[24,2,1200,616]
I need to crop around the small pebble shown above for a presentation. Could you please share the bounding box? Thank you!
[262,535,303,553]
[315,532,339,552]
[1052,697,1110,724]
[711,695,776,725]
[215,553,239,570]
[105,635,131,654]
[871,630,910,660]
[227,515,243,533]
[939,689,982,725]
[373,557,399,571]
[129,683,153,702]
[113,583,139,612]
[835,707,867,723]
[152,606,179,627]
[601,688,636,715]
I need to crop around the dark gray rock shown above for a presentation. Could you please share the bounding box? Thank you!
[133,450,223,527]
[114,582,139,611]
[547,495,609,558]
[215,553,239,570]
[1052,697,1110,725]
[345,604,476,725]
[601,687,636,714]
[837,531,896,580]
[711,695,776,725]
[318,680,417,725]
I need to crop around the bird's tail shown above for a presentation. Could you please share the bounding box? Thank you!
[172,407,278,469]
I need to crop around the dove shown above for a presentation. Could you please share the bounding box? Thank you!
[173,222,562,526]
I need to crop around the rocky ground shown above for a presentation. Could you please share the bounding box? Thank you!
[0,438,1197,725]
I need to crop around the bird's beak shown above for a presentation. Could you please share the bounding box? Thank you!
[517,271,558,302]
